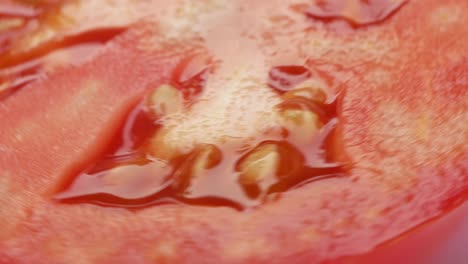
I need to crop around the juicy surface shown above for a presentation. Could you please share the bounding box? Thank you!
[0,0,467,263]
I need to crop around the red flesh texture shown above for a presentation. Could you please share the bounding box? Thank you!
[0,0,173,58]
[0,1,48,18]
[0,0,467,264]
[0,7,116,100]
[0,0,151,99]
[0,0,62,52]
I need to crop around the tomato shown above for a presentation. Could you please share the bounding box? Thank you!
[0,0,466,263]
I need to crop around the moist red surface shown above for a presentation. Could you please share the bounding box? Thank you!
[0,0,467,263]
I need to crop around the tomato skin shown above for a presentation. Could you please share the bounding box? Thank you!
[328,202,468,264]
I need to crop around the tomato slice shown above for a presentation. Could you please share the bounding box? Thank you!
[0,0,466,263]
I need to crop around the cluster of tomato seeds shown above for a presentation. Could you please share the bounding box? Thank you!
[55,59,346,210]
